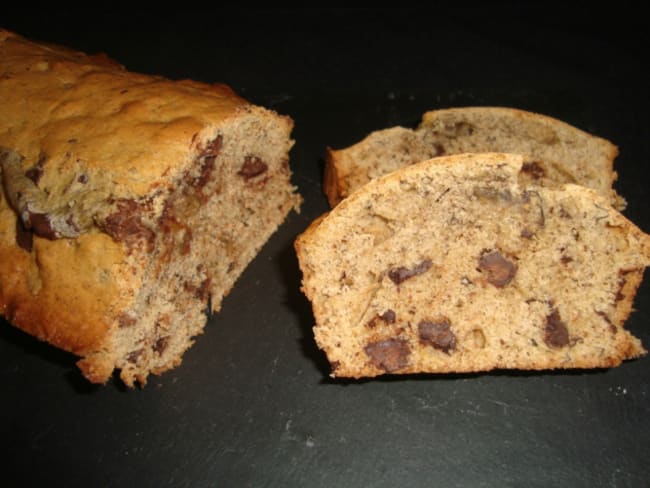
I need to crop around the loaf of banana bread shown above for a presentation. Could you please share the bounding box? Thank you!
[0,29,301,386]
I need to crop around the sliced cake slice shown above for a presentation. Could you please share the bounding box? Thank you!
[298,153,648,378]
[325,106,622,208]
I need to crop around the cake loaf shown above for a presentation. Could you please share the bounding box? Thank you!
[324,106,622,208]
[297,153,648,378]
[0,30,301,386]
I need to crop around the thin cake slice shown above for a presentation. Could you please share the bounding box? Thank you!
[297,153,649,378]
[325,106,622,208]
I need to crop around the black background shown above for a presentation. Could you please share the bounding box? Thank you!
[1,6,649,487]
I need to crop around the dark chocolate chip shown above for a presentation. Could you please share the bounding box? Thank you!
[238,156,268,180]
[77,173,88,184]
[560,255,573,265]
[380,309,396,323]
[153,336,170,355]
[26,211,57,239]
[330,361,341,374]
[521,161,546,180]
[203,135,223,158]
[544,309,569,348]
[24,166,44,185]
[127,348,144,364]
[418,318,456,354]
[478,250,517,288]
[15,218,33,252]
[388,259,432,285]
[364,338,410,372]
[194,135,222,189]
[100,199,155,250]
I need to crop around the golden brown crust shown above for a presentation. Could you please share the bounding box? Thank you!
[0,29,248,200]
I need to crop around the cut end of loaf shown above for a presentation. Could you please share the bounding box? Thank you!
[298,153,650,380]
[76,107,300,387]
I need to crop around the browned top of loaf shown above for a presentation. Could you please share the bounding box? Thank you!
[0,29,251,198]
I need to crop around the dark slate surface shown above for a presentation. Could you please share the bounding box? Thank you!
[1,7,648,487]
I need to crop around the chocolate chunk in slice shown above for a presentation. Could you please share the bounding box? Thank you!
[194,135,223,189]
[418,318,456,354]
[364,338,410,372]
[544,309,570,348]
[379,309,396,323]
[520,161,546,180]
[153,336,170,355]
[478,250,517,288]
[238,155,268,180]
[388,259,432,285]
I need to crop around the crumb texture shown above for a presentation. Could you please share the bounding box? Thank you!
[297,153,649,378]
